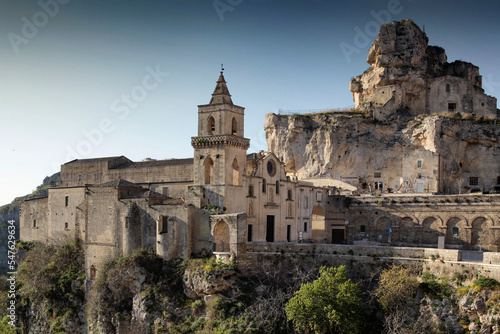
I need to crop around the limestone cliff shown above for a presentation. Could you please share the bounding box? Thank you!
[265,112,500,194]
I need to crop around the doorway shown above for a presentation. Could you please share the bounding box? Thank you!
[266,215,275,242]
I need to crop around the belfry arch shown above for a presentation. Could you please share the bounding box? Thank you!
[208,116,215,135]
[204,157,214,185]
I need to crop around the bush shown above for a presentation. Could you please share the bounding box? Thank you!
[375,264,419,313]
[474,276,500,290]
[286,265,363,334]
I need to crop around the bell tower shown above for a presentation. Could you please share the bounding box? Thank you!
[191,71,250,211]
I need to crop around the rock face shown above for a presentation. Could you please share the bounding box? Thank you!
[350,20,497,120]
[266,19,499,195]
[265,112,500,194]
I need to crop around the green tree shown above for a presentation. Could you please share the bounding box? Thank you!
[285,265,363,334]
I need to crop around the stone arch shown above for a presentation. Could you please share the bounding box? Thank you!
[232,158,239,185]
[471,216,490,248]
[311,205,326,243]
[208,116,215,135]
[421,216,443,245]
[374,216,392,244]
[204,157,214,185]
[213,220,230,253]
[446,216,468,246]
[231,117,237,135]
[398,217,416,244]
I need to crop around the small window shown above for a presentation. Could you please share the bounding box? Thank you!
[497,176,500,185]
[247,224,253,242]
[304,197,308,209]
[275,180,279,194]
[374,182,383,190]
[360,225,366,233]
[287,225,291,242]
[65,196,69,207]
[452,227,459,236]
[231,117,237,135]
[304,222,308,232]
[287,189,292,200]
[159,216,169,234]
[33,220,37,228]
[208,116,215,135]
[417,160,422,168]
[90,265,96,280]
[334,174,340,180]
[248,185,254,197]
[374,172,381,178]
[469,177,479,186]
[65,222,69,229]
[78,174,82,182]
[316,192,323,201]
[448,103,456,111]
[417,174,422,179]
[446,84,450,93]
[262,179,267,193]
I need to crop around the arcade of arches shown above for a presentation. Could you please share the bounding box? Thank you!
[349,213,498,250]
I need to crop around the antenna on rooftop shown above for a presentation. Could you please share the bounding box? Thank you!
[221,63,224,72]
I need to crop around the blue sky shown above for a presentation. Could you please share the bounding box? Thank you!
[1,0,499,205]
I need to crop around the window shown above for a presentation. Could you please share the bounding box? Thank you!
[262,179,266,193]
[247,224,253,242]
[304,197,308,209]
[275,180,279,194]
[90,265,96,280]
[162,187,169,196]
[231,117,237,135]
[33,220,36,228]
[469,177,479,186]
[304,222,308,232]
[159,216,168,234]
[65,196,69,207]
[446,84,450,93]
[417,160,422,168]
[287,225,291,242]
[78,174,82,182]
[287,189,292,200]
[452,227,459,236]
[497,176,500,185]
[65,222,69,229]
[267,160,276,176]
[448,103,456,111]
[417,174,422,179]
[316,192,323,201]
[208,116,215,135]
[374,172,381,178]
[360,225,366,233]
[374,182,383,190]
[204,157,214,185]
[335,174,340,180]
[248,185,254,197]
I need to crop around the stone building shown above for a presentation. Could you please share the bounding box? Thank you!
[20,20,500,279]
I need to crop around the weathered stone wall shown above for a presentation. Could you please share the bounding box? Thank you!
[20,197,49,243]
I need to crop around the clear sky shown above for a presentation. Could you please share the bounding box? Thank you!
[1,0,499,206]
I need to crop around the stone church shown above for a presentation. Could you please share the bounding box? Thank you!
[20,71,331,278]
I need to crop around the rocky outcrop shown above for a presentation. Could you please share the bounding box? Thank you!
[350,19,497,120]
[183,268,241,299]
[265,112,500,194]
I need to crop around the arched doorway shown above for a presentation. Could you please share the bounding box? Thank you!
[311,205,326,243]
[205,157,214,185]
[422,217,442,245]
[213,221,230,253]
[446,217,467,246]
[471,217,489,248]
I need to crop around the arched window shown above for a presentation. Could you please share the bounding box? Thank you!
[90,265,96,280]
[208,116,215,135]
[231,117,237,135]
[205,157,214,185]
[275,180,280,194]
[232,158,239,185]
[446,84,450,93]
[262,179,267,193]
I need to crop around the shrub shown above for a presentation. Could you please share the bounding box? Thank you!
[474,276,500,290]
[375,264,419,313]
